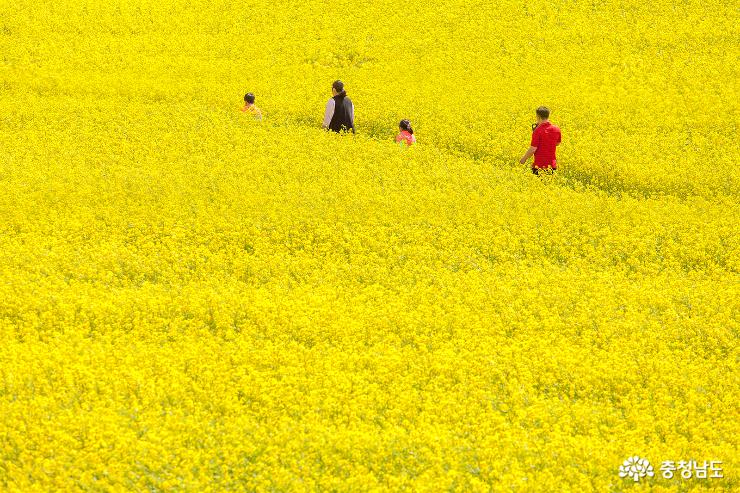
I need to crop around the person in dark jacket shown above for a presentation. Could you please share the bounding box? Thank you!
[322,80,355,133]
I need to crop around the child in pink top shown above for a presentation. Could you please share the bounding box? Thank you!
[395,119,416,146]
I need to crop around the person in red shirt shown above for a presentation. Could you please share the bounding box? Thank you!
[519,106,561,175]
[395,119,416,147]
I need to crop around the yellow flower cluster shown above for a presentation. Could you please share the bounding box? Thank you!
[1,0,738,491]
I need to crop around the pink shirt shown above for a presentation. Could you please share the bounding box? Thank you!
[395,130,416,146]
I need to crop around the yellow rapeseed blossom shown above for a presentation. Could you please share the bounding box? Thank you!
[0,0,738,491]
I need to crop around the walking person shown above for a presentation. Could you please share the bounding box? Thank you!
[395,119,416,147]
[322,80,355,133]
[519,106,561,175]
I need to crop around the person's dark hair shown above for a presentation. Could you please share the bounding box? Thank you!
[399,119,413,135]
[244,93,255,104]
[332,80,344,93]
[536,106,550,119]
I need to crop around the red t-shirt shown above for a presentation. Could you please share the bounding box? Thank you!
[530,121,561,169]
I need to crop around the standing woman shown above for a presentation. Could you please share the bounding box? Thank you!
[396,119,416,146]
[322,80,355,133]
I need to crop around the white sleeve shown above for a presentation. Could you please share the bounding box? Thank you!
[322,99,335,128]
[350,101,354,125]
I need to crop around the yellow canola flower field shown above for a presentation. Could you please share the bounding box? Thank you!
[1,0,738,491]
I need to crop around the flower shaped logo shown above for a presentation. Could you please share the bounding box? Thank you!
[619,456,655,482]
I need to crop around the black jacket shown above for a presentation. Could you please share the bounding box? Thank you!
[329,91,355,133]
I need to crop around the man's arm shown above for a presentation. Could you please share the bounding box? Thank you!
[519,146,537,164]
[322,99,335,129]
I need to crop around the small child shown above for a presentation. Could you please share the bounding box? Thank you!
[241,93,263,120]
[395,119,416,147]
[396,120,416,147]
